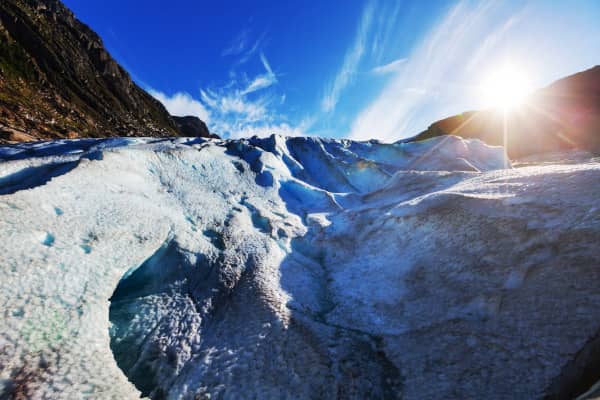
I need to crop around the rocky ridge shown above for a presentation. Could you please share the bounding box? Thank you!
[0,0,215,143]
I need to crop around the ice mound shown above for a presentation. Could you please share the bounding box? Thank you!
[0,135,599,399]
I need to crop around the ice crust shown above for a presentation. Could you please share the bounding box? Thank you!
[0,135,599,399]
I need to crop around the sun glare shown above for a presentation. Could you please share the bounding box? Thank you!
[480,65,533,111]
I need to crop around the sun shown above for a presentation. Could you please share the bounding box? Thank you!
[480,64,533,111]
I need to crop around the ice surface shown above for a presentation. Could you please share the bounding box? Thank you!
[0,134,598,399]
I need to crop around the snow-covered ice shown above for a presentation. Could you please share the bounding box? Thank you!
[0,134,599,399]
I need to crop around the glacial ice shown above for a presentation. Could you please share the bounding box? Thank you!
[0,134,599,399]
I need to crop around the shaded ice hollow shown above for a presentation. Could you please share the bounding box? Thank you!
[0,135,599,399]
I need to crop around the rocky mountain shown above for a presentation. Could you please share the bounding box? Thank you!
[407,66,600,159]
[173,116,219,139]
[0,0,215,143]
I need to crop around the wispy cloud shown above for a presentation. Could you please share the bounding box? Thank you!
[147,89,210,122]
[370,1,403,64]
[464,14,521,74]
[201,88,268,122]
[221,29,251,57]
[241,53,278,95]
[237,35,265,66]
[150,51,309,139]
[321,0,375,113]
[201,86,308,139]
[223,28,267,67]
[260,52,274,76]
[371,58,407,75]
[349,0,526,141]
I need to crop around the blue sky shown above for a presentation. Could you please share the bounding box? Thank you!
[64,0,600,140]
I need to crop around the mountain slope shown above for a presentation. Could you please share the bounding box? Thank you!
[0,0,214,142]
[408,66,600,158]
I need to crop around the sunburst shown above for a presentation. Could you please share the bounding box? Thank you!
[480,64,533,111]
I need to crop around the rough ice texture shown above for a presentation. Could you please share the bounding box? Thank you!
[0,134,598,399]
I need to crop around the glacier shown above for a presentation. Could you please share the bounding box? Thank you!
[0,134,599,399]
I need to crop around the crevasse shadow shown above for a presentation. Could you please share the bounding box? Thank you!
[273,178,405,399]
[0,161,79,195]
[109,238,216,399]
[108,191,403,399]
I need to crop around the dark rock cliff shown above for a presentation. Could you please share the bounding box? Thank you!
[0,0,215,142]
[173,116,219,139]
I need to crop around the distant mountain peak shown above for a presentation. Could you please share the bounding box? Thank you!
[173,116,220,139]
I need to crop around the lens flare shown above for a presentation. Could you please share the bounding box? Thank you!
[480,64,533,110]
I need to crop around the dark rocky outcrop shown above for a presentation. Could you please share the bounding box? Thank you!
[407,66,600,159]
[0,0,214,143]
[173,115,219,139]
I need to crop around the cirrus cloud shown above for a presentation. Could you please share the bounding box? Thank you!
[321,0,375,113]
[149,52,309,139]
